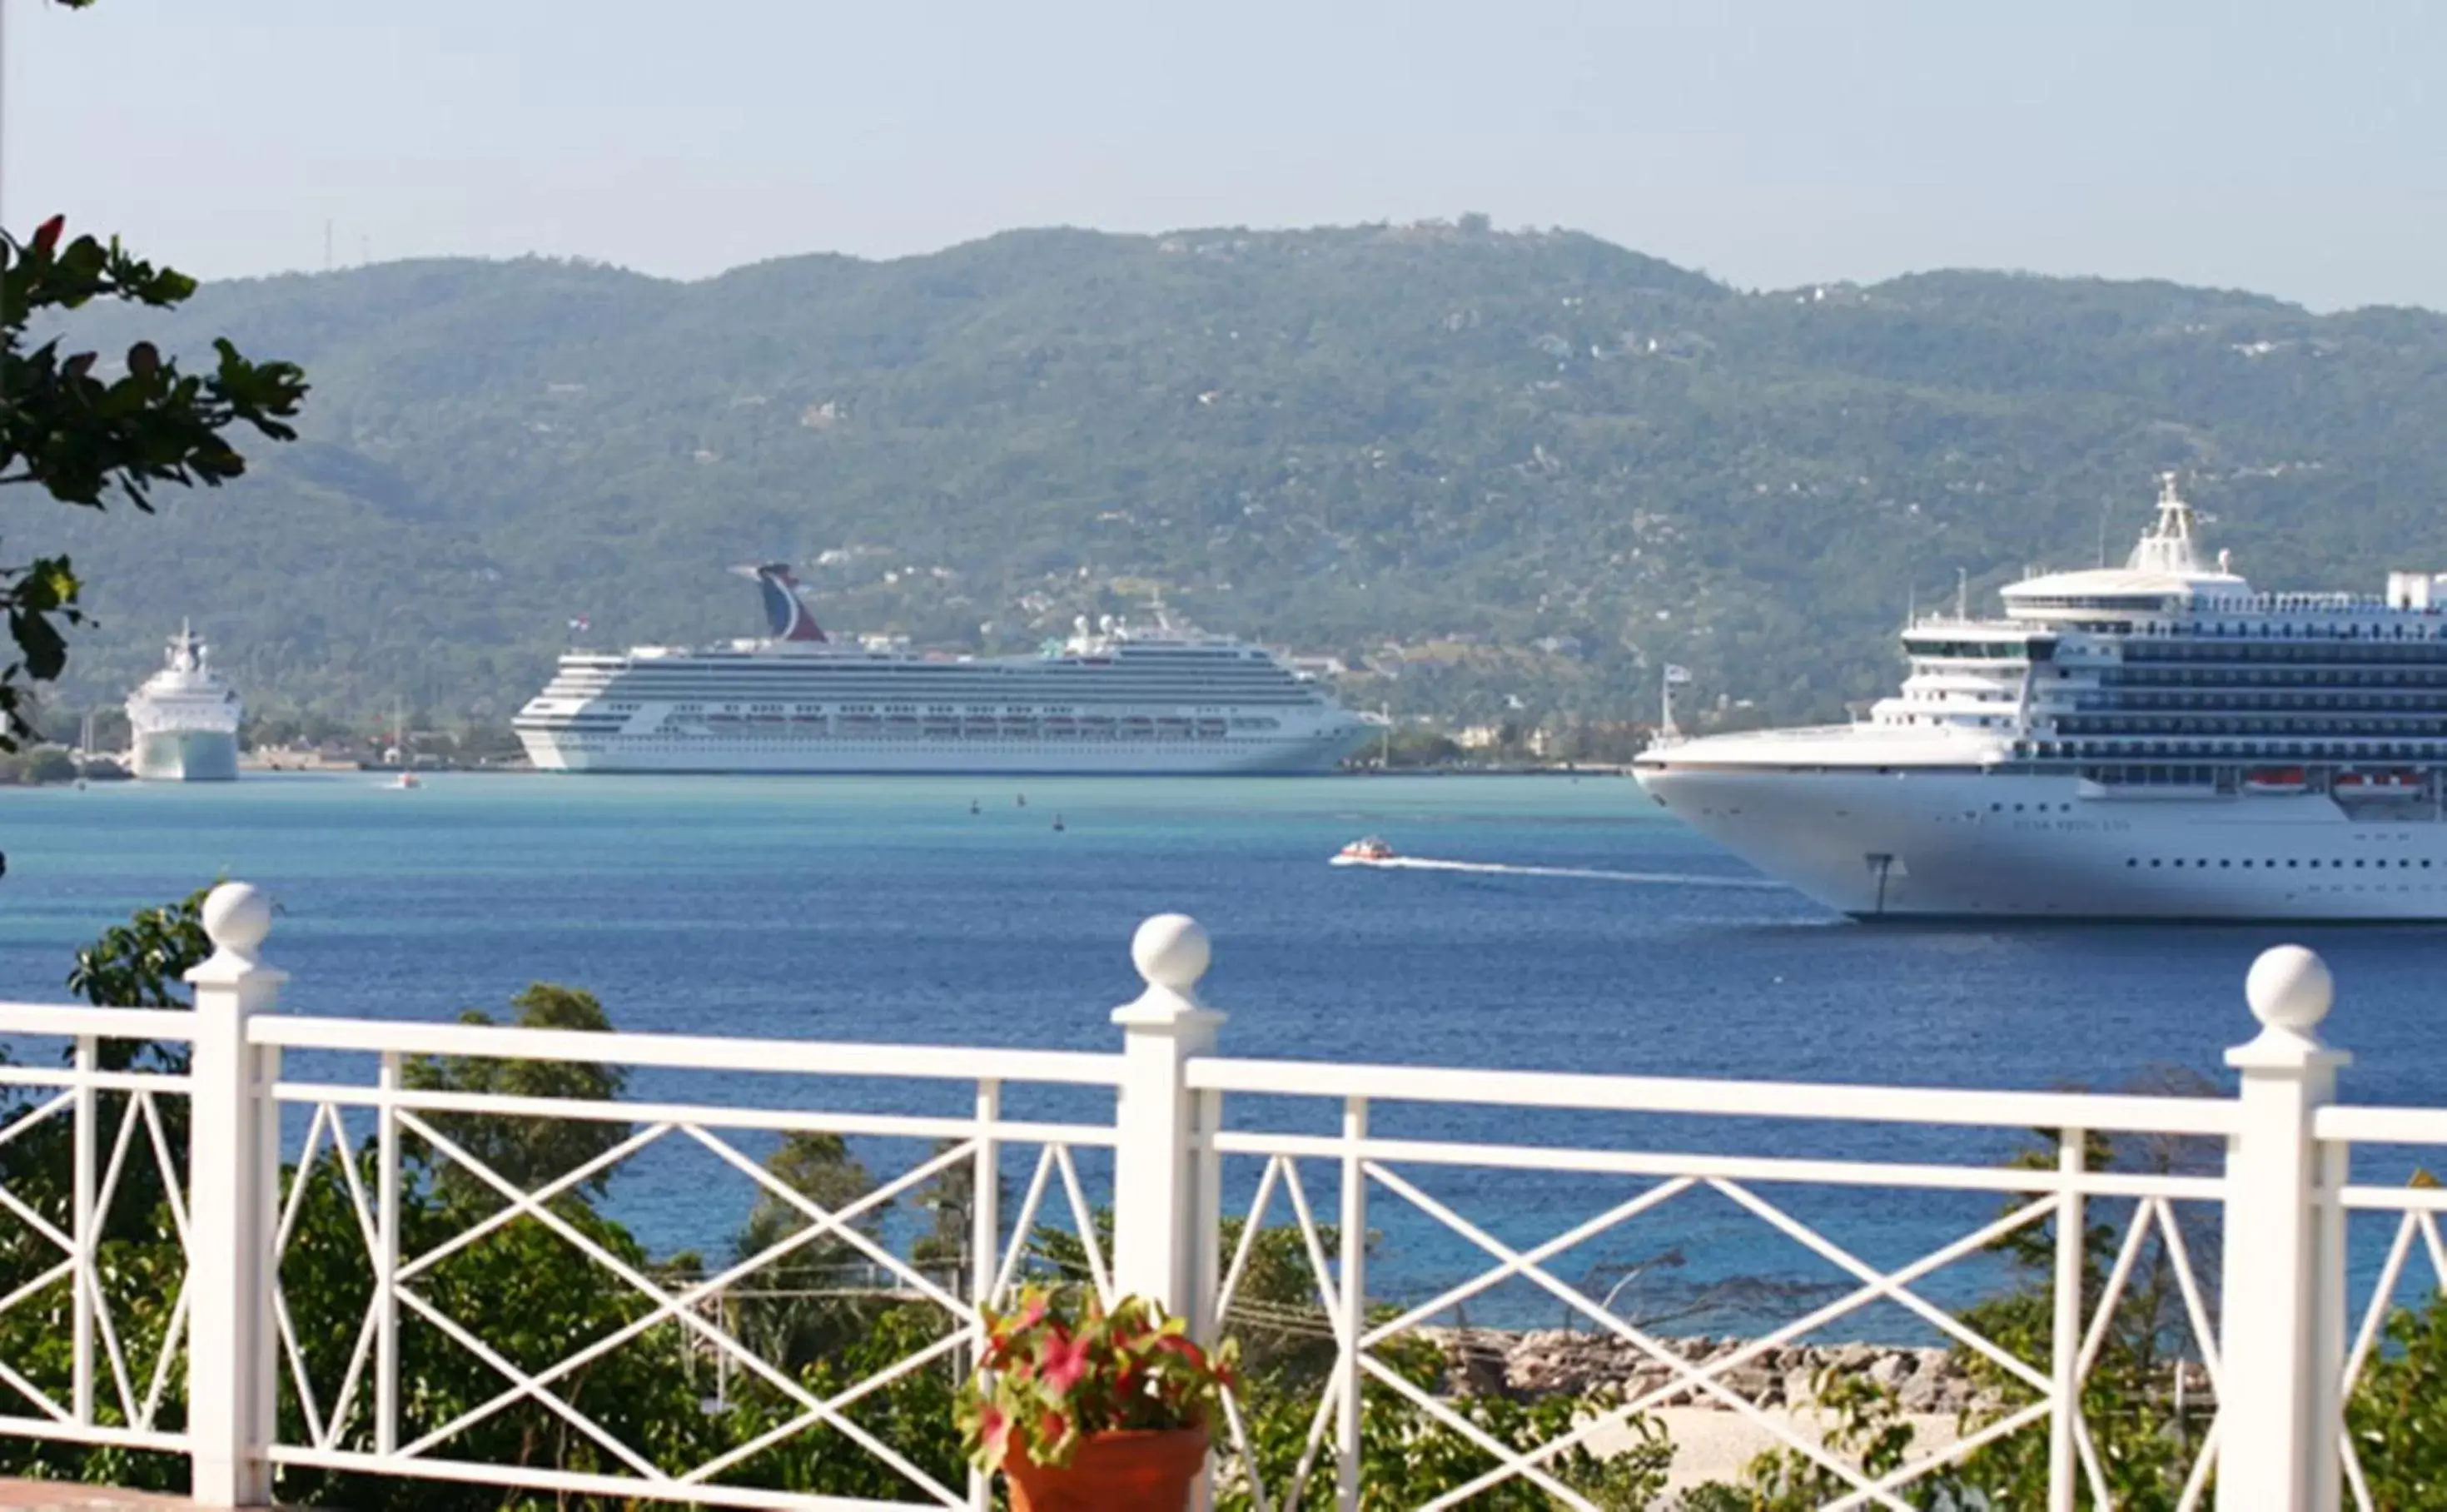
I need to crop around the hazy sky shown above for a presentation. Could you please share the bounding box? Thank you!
[7,1,2441,311]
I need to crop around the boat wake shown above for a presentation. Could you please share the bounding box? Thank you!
[1337,855,1784,890]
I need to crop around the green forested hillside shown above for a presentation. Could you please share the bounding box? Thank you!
[34,221,2447,735]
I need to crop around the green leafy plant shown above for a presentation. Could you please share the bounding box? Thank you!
[2347,1288,2447,1509]
[400,982,629,1201]
[1218,1342,1672,1511]
[2,206,306,746]
[958,1286,1236,1473]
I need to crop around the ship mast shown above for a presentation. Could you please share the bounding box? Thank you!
[2128,472,2206,575]
[1659,664,1689,741]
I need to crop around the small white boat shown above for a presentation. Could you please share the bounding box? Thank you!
[383,700,420,789]
[2244,767,2308,795]
[1331,836,1397,867]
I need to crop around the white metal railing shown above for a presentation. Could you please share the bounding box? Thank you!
[0,1002,195,1459]
[0,885,2430,1510]
[1182,1070,2225,1510]
[2313,1099,2447,1512]
[253,1022,1122,1512]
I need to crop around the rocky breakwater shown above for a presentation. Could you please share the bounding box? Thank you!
[1421,1330,2001,1416]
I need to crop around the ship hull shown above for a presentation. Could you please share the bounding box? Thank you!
[132,729,239,783]
[516,729,1364,776]
[1634,764,2447,921]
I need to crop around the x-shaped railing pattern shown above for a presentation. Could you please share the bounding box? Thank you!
[271,1100,1112,1506]
[0,1084,191,1438]
[2079,1196,2223,1512]
[1207,1153,2222,1512]
[2340,1206,2445,1512]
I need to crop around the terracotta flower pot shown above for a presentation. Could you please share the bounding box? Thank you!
[1004,1426,1210,1512]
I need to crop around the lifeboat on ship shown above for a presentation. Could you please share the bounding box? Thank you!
[2243,767,2308,794]
[2332,769,2425,798]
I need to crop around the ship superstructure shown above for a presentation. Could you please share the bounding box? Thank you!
[126,623,241,782]
[1634,477,2447,919]
[515,565,1373,774]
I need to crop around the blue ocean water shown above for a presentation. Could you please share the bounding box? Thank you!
[1,773,2439,1335]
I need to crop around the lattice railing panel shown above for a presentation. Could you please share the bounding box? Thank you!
[0,1072,193,1447]
[267,1083,1114,1510]
[2340,1205,2446,1512]
[1204,1131,2223,1512]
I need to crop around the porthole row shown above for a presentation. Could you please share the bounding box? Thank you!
[2123,857,2437,870]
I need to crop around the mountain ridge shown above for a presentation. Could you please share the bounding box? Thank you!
[35,220,2447,736]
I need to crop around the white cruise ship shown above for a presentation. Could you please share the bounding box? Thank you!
[1634,477,2447,920]
[515,565,1373,775]
[125,623,241,782]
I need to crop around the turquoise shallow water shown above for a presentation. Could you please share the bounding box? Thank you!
[0,772,2439,1332]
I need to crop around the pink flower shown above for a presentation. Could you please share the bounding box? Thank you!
[1037,1326,1092,1395]
[1154,1335,1209,1370]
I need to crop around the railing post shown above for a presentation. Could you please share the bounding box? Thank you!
[1110,913,1224,1317]
[2218,945,2346,1512]
[2048,1127,2085,1512]
[184,883,286,1508]
[71,1034,98,1429]
[967,1077,1002,1512]
[375,1049,402,1457]
[1335,1096,1367,1512]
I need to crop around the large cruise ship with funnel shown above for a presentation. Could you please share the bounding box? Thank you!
[1635,477,2447,920]
[126,624,241,782]
[515,565,1372,774]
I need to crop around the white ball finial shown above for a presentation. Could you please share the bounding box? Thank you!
[1131,913,1211,992]
[201,882,272,957]
[2246,944,2332,1033]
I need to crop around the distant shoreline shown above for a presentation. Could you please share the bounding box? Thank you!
[1356,763,1638,778]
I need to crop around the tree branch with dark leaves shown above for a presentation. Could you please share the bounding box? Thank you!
[0,212,307,749]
